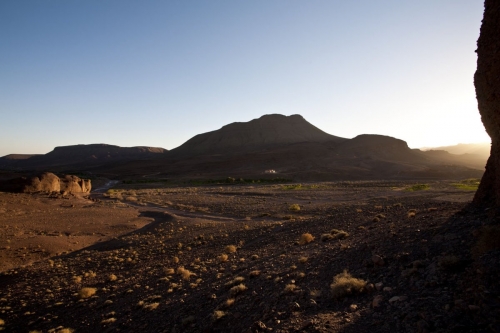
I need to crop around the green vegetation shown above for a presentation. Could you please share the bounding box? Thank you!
[122,179,169,184]
[281,183,320,190]
[451,178,480,191]
[187,178,291,185]
[405,184,430,191]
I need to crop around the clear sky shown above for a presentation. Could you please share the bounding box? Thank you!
[0,0,490,156]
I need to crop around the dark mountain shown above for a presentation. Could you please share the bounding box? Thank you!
[169,114,346,156]
[0,144,168,170]
[0,115,484,181]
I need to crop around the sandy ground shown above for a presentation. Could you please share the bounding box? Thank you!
[0,192,152,272]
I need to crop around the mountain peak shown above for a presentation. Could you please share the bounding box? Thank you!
[171,114,345,156]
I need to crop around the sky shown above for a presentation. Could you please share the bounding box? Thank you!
[0,0,490,156]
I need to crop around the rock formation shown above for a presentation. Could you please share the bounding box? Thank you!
[23,172,61,193]
[0,172,91,194]
[473,0,500,208]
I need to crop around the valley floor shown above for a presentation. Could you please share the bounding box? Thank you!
[0,180,498,332]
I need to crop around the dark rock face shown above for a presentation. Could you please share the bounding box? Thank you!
[0,172,91,194]
[473,0,500,207]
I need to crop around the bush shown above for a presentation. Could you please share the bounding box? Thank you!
[225,245,237,253]
[78,287,97,299]
[330,270,366,299]
[229,283,247,296]
[330,229,349,240]
[289,204,301,212]
[298,233,314,245]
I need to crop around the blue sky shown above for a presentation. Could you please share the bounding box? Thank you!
[0,1,489,156]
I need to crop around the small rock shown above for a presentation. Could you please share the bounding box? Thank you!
[375,282,383,291]
[372,295,384,308]
[300,320,314,330]
[372,255,385,266]
[349,304,358,312]
[468,305,480,311]
[383,287,392,292]
[389,296,400,303]
[365,283,375,293]
[252,321,267,330]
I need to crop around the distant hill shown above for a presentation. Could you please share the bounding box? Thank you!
[421,143,490,157]
[0,115,486,181]
[0,144,168,170]
[419,143,490,170]
[169,114,346,156]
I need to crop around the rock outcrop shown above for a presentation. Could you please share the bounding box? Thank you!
[473,0,500,208]
[0,172,91,194]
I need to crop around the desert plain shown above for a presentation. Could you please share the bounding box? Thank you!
[0,179,498,332]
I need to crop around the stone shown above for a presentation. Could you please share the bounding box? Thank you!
[372,295,384,308]
[375,282,383,291]
[389,296,401,303]
[372,255,385,266]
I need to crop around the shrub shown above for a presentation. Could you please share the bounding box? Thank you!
[330,229,349,240]
[330,270,366,299]
[298,233,314,245]
[405,184,429,191]
[298,257,308,263]
[229,283,247,296]
[143,302,159,310]
[321,233,334,241]
[213,310,226,320]
[177,267,194,280]
[219,254,229,262]
[225,276,245,287]
[249,270,261,277]
[109,274,118,282]
[284,284,296,293]
[101,318,117,324]
[78,287,97,299]
[289,204,301,212]
[225,245,237,253]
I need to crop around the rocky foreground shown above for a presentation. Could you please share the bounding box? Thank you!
[0,181,499,332]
